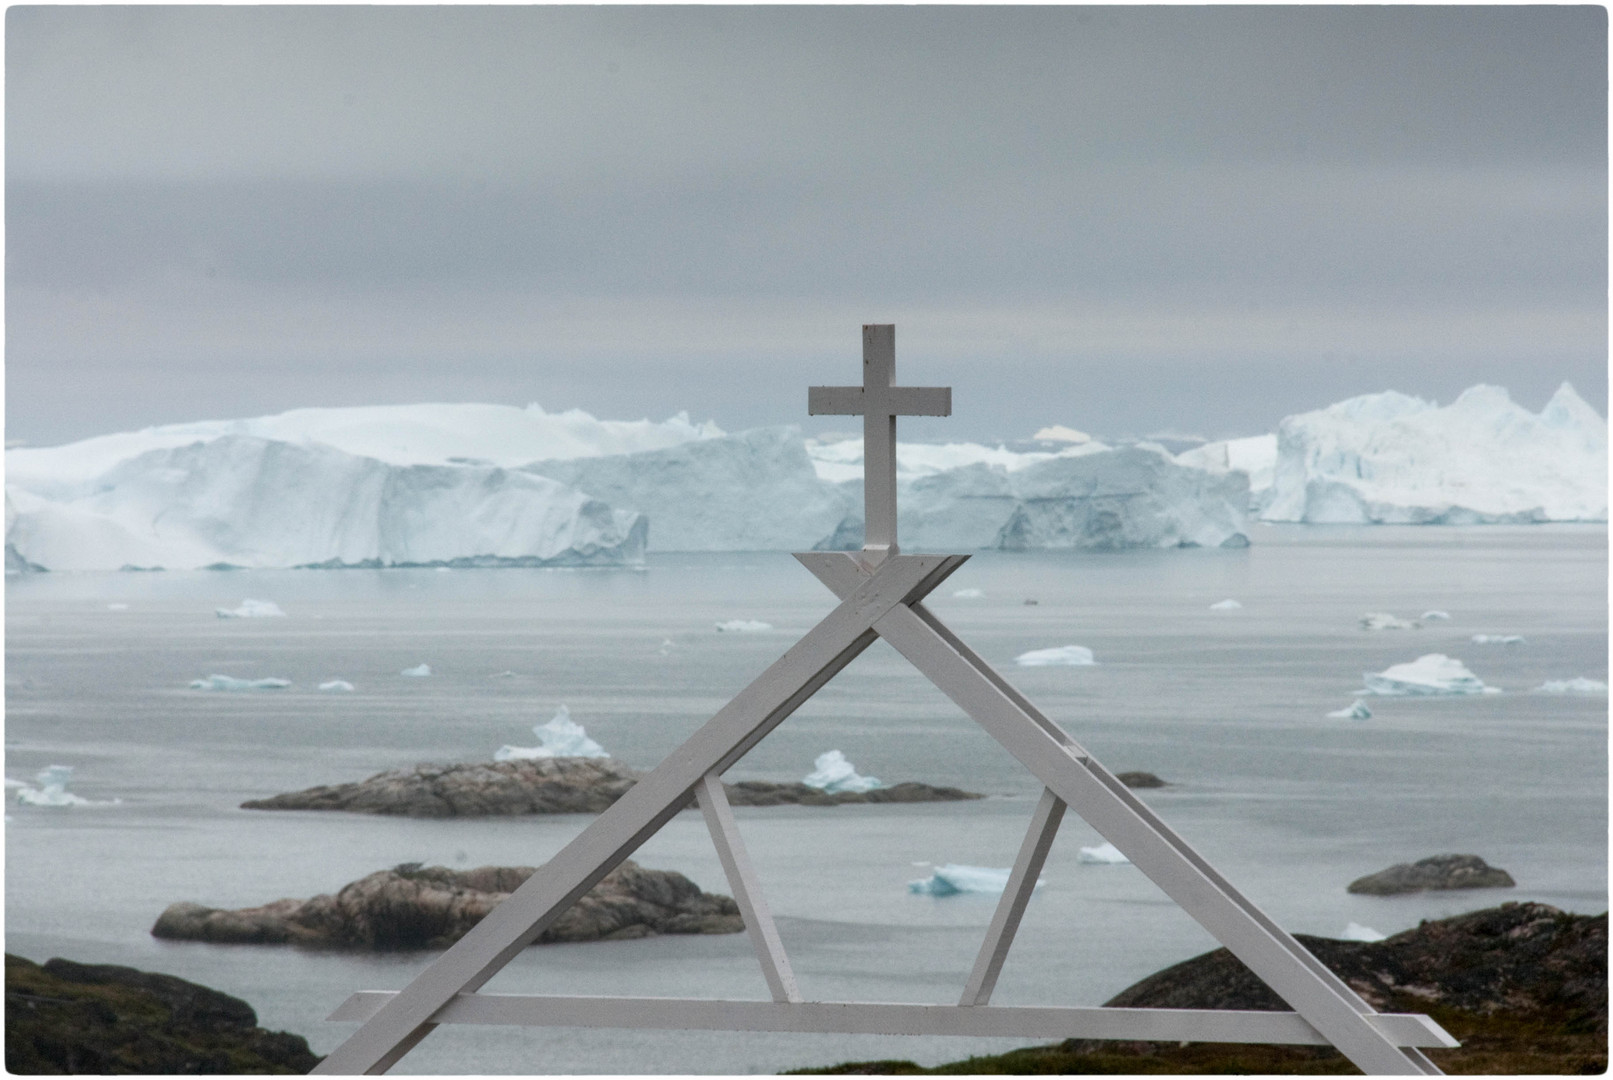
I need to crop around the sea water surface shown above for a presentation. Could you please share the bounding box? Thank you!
[6,525,1607,1074]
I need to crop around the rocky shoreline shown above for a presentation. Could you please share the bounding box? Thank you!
[240,757,983,817]
[152,860,742,949]
[5,954,320,1074]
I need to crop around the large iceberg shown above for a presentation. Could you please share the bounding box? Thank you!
[6,434,646,571]
[526,427,848,552]
[801,750,882,794]
[494,705,609,760]
[1363,654,1499,696]
[1262,383,1607,524]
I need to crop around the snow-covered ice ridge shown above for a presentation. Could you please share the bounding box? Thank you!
[1187,382,1606,524]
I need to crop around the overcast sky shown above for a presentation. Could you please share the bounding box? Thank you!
[7,5,1606,448]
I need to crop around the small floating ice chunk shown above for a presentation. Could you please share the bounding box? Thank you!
[107,603,129,611]
[801,750,882,794]
[1209,598,1242,610]
[318,679,355,692]
[1360,612,1417,630]
[492,670,518,679]
[14,765,117,807]
[400,664,432,677]
[1341,922,1387,942]
[495,705,609,761]
[908,864,1028,896]
[951,588,985,599]
[1363,654,1499,696]
[1421,610,1451,621]
[1326,699,1374,720]
[216,599,286,619]
[1014,645,1095,667]
[189,674,291,691]
[1471,634,1525,645]
[715,619,771,633]
[1536,677,1608,695]
[1078,841,1130,865]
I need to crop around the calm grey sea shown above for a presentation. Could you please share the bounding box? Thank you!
[6,525,1607,1074]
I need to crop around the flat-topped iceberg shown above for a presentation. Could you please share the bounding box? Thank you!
[5,432,646,572]
[1535,678,1608,695]
[189,674,291,691]
[1078,841,1131,865]
[1363,654,1499,696]
[908,864,1027,896]
[716,620,771,633]
[1361,612,1418,631]
[1471,634,1525,645]
[1262,383,1607,524]
[217,599,286,619]
[801,750,881,794]
[1209,598,1242,610]
[318,680,355,692]
[1015,645,1095,667]
[400,664,431,677]
[495,705,609,761]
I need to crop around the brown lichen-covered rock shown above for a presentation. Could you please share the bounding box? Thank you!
[151,860,743,950]
[1114,771,1167,789]
[1347,853,1516,895]
[5,953,320,1074]
[1100,902,1606,1026]
[241,759,982,817]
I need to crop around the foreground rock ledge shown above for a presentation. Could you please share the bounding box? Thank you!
[1347,853,1516,895]
[152,860,742,949]
[240,757,982,817]
[5,953,320,1074]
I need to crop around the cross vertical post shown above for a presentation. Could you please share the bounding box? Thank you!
[809,324,951,561]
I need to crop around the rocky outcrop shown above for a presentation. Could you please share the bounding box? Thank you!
[1347,853,1516,895]
[152,860,742,950]
[1114,771,1167,789]
[5,953,320,1074]
[241,759,982,817]
[1101,902,1605,1025]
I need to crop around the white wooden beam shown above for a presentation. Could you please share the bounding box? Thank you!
[959,787,1065,1006]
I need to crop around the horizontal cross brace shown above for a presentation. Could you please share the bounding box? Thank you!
[329,993,1456,1048]
[808,385,952,417]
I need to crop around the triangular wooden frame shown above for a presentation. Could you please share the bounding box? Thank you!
[315,548,1454,1075]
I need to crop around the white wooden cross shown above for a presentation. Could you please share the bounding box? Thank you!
[809,324,950,559]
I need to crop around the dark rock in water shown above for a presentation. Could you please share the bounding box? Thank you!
[1098,902,1605,1026]
[242,758,982,817]
[5,952,320,1073]
[1347,853,1516,895]
[1114,771,1167,789]
[152,860,742,950]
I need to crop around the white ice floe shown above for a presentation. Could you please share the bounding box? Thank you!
[400,664,432,677]
[106,602,129,611]
[1032,424,1093,444]
[1535,678,1609,695]
[1262,382,1607,524]
[1363,654,1499,696]
[1471,634,1525,645]
[216,598,286,619]
[189,674,291,691]
[1421,610,1451,621]
[952,588,985,599]
[13,765,119,807]
[715,620,772,633]
[318,680,355,692]
[1341,922,1388,942]
[1014,645,1095,667]
[495,705,609,761]
[1360,612,1417,631]
[908,864,1032,896]
[492,670,518,678]
[1209,598,1242,610]
[801,750,882,794]
[1078,841,1131,865]
[1326,699,1374,720]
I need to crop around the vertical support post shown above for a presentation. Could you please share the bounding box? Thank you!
[695,773,802,1003]
[959,787,1066,1006]
[862,324,898,559]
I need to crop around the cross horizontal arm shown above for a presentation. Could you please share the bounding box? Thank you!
[328,993,1457,1049]
[808,386,952,417]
